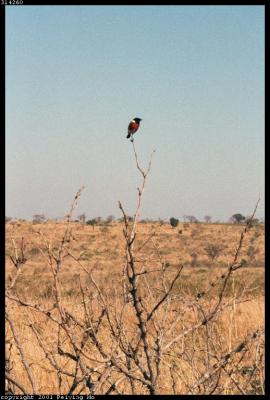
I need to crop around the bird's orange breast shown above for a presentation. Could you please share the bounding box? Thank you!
[128,121,139,131]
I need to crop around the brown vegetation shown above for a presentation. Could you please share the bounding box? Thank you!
[5,144,264,395]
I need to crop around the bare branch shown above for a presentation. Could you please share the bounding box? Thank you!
[6,309,38,394]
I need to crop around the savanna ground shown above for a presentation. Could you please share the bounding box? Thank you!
[5,217,264,395]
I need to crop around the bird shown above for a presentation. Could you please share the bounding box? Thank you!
[126,117,142,141]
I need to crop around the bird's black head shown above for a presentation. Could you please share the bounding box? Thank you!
[134,117,142,123]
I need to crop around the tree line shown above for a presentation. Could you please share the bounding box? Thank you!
[5,212,262,226]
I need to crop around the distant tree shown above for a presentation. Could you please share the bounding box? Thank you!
[106,215,115,224]
[78,213,86,223]
[186,215,198,223]
[118,216,133,223]
[33,214,46,224]
[170,217,179,228]
[5,216,12,223]
[230,213,245,224]
[204,215,212,223]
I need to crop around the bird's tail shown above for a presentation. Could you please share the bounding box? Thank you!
[126,133,131,139]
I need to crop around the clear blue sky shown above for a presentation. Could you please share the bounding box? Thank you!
[6,5,264,221]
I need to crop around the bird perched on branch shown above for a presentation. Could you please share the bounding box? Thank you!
[126,117,142,141]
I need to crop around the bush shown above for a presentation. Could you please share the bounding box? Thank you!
[247,245,258,260]
[86,218,97,227]
[204,243,225,261]
[190,252,198,267]
[170,217,179,228]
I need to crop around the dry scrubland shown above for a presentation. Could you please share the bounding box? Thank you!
[6,218,264,395]
[6,220,264,301]
[5,142,264,395]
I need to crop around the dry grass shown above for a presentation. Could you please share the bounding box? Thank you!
[5,219,264,394]
[5,143,264,395]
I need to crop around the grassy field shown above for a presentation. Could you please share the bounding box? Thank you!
[5,220,265,394]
